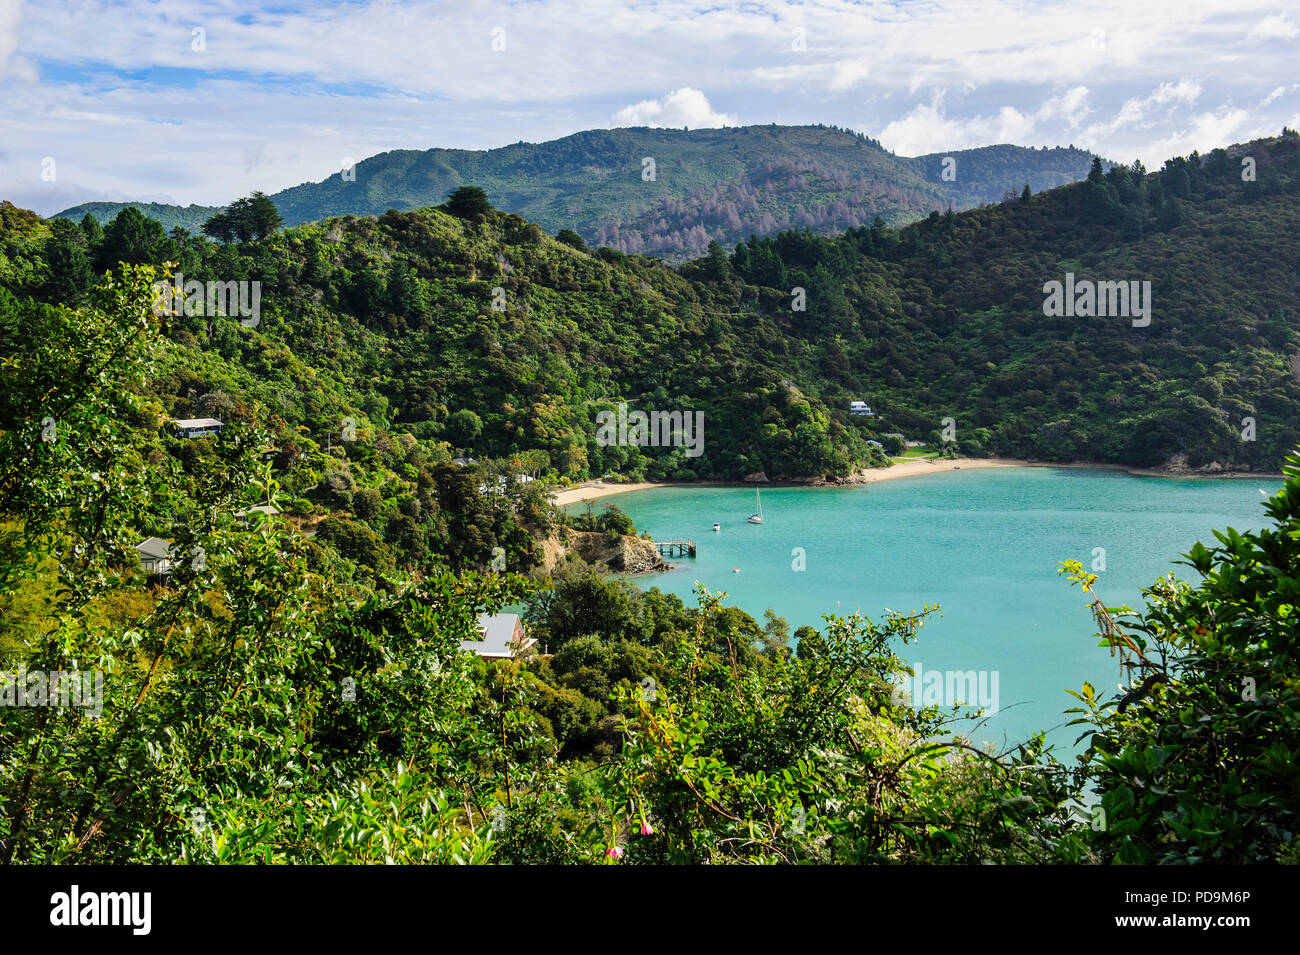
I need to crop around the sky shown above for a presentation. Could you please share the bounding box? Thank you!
[1,0,1298,216]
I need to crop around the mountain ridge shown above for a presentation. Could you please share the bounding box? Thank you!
[53,124,1103,259]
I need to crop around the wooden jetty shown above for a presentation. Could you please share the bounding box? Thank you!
[654,539,696,558]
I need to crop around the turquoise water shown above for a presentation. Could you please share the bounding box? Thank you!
[583,468,1283,754]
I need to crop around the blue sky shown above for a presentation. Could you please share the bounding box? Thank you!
[2,0,1298,215]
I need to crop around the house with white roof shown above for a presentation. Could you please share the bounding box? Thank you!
[135,537,174,576]
[461,613,535,660]
[235,503,281,521]
[849,401,874,416]
[171,417,224,438]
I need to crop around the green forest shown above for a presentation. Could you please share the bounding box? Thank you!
[20,131,1300,483]
[1,131,1298,863]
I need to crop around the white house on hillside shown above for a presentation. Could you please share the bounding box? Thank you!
[849,401,874,416]
[135,537,174,576]
[462,614,535,660]
[171,417,224,438]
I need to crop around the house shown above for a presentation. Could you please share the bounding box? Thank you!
[235,503,281,522]
[135,537,174,577]
[451,457,477,467]
[171,417,224,438]
[478,473,535,496]
[849,401,874,417]
[461,613,535,660]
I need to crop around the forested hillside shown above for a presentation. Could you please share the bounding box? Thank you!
[52,201,223,234]
[55,125,1100,260]
[24,132,1300,482]
[712,132,1300,470]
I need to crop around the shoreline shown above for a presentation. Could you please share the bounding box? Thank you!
[550,458,1284,506]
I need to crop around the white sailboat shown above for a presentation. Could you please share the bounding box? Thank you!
[747,487,763,524]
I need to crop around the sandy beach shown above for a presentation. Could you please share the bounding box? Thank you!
[549,456,1282,506]
[551,457,1028,506]
[552,480,668,506]
[855,456,1031,483]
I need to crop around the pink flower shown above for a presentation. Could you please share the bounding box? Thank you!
[639,821,654,836]
[606,846,624,859]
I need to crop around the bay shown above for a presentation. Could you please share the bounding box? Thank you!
[583,467,1283,754]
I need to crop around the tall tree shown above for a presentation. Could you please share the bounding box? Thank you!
[79,212,103,245]
[44,231,93,302]
[202,193,283,243]
[247,191,283,238]
[445,186,491,219]
[96,207,168,272]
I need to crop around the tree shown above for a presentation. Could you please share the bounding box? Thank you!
[556,228,587,250]
[881,433,906,456]
[79,212,103,245]
[43,223,93,302]
[701,240,730,281]
[315,515,395,574]
[344,269,387,317]
[446,408,483,447]
[445,186,492,219]
[201,210,235,243]
[96,207,168,272]
[386,263,425,319]
[525,569,646,650]
[247,191,283,238]
[202,192,283,243]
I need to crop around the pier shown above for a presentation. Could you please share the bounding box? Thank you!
[654,539,696,558]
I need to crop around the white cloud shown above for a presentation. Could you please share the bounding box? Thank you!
[1260,84,1299,106]
[4,0,1298,210]
[829,58,871,92]
[879,92,1035,155]
[1150,79,1202,106]
[610,88,737,129]
[1247,12,1298,40]
[1143,106,1263,165]
[0,0,22,75]
[1083,78,1202,140]
[1037,86,1092,130]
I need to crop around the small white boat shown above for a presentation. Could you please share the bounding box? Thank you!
[747,487,763,524]
[713,522,720,531]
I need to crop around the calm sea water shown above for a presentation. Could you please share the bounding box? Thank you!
[579,468,1283,754]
